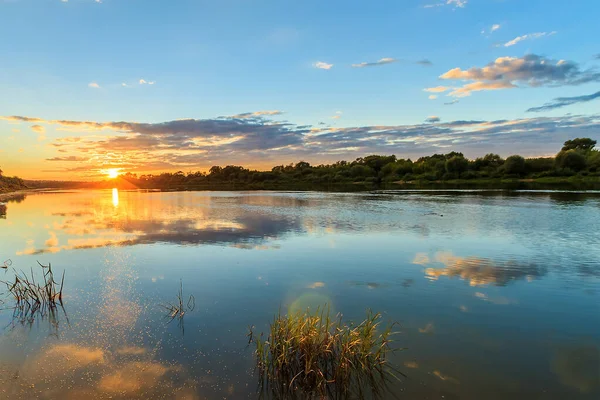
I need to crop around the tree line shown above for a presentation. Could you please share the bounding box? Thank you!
[112,138,599,189]
[0,166,27,193]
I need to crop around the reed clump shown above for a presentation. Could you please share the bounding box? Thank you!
[0,262,65,326]
[248,307,403,399]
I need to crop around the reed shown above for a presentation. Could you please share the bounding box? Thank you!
[0,262,66,327]
[161,280,195,323]
[247,306,404,399]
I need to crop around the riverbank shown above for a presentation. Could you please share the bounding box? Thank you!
[0,176,28,196]
[388,176,600,190]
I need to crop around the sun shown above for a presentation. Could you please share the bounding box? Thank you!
[106,168,120,179]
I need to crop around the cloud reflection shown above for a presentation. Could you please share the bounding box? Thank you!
[416,251,546,286]
[3,343,200,400]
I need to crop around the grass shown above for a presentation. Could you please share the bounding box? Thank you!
[247,306,404,399]
[161,280,195,328]
[0,262,67,331]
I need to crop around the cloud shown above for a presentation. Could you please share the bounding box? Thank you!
[417,59,433,66]
[88,82,100,89]
[429,95,438,100]
[444,99,459,105]
[230,110,284,119]
[351,57,397,68]
[425,116,441,123]
[595,54,600,60]
[139,79,155,85]
[425,0,467,9]
[4,113,600,175]
[31,124,46,141]
[449,80,516,97]
[31,125,45,133]
[46,156,90,162]
[439,54,600,97]
[424,86,451,93]
[527,90,600,112]
[331,111,343,119]
[45,231,59,247]
[314,61,333,70]
[482,24,501,35]
[503,31,556,47]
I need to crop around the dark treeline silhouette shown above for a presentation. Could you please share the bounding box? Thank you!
[19,138,600,191]
[103,138,600,190]
[0,166,27,194]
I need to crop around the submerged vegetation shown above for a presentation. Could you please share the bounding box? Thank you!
[247,307,403,399]
[0,262,67,332]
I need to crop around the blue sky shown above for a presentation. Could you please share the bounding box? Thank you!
[1,0,599,179]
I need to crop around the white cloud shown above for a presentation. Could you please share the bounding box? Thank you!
[139,79,156,85]
[231,110,284,119]
[491,24,501,33]
[121,83,128,87]
[314,61,333,70]
[424,86,451,93]
[351,58,397,68]
[88,82,100,89]
[425,0,467,9]
[503,31,556,47]
[439,54,600,97]
[429,95,438,100]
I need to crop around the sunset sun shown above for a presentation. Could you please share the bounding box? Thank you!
[106,168,120,179]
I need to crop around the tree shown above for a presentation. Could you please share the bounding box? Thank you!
[503,155,526,175]
[555,150,587,171]
[561,138,596,152]
[209,166,222,175]
[0,166,3,177]
[445,156,469,175]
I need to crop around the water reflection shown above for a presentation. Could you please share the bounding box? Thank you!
[112,188,119,208]
[0,190,599,399]
[416,251,546,286]
[0,343,200,399]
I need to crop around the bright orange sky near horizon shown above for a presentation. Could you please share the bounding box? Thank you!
[1,114,591,181]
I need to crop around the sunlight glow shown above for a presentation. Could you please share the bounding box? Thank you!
[107,169,120,179]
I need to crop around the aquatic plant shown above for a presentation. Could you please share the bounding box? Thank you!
[247,306,404,399]
[161,280,195,324]
[0,262,67,331]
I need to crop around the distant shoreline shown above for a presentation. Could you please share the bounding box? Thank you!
[21,176,600,193]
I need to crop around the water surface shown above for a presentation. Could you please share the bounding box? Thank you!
[0,189,599,399]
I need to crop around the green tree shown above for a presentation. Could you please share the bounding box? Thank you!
[350,164,373,178]
[555,150,587,171]
[587,151,600,172]
[503,155,526,175]
[561,138,596,152]
[445,156,469,176]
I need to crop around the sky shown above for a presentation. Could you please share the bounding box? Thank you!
[1,0,599,180]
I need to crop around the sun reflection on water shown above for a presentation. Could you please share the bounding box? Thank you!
[112,188,119,208]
